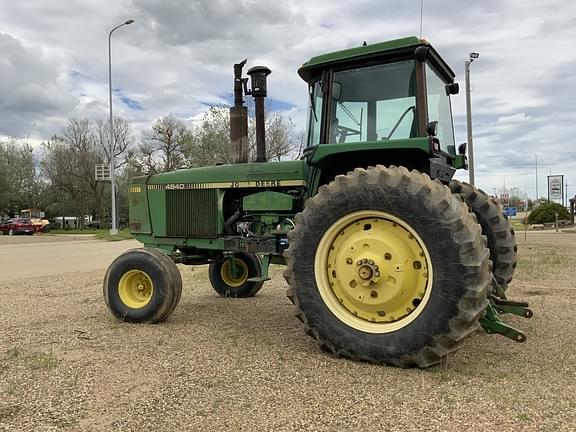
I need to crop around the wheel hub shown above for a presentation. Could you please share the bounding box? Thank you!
[355,258,381,286]
[315,211,433,333]
[220,258,249,287]
[118,270,154,309]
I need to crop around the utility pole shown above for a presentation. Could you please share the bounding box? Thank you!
[108,19,134,235]
[530,152,538,202]
[465,52,479,186]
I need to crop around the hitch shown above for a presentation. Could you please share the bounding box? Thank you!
[480,276,533,343]
[247,254,272,282]
[491,295,533,318]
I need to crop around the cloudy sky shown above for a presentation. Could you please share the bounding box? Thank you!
[1,0,575,200]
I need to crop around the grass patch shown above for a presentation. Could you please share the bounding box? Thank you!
[517,413,531,423]
[93,228,133,241]
[48,228,132,240]
[25,350,59,370]
[5,347,58,370]
[516,249,571,280]
[5,382,20,396]
[48,228,101,235]
[6,347,22,359]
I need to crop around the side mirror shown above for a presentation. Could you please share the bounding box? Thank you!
[458,142,467,155]
[332,81,342,101]
[426,121,438,136]
[446,82,459,95]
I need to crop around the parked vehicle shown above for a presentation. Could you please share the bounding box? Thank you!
[20,208,50,233]
[0,218,35,235]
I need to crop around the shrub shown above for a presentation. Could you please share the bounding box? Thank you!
[528,202,570,224]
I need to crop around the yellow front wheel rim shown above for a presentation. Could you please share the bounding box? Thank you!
[118,269,154,309]
[314,210,433,333]
[220,259,249,287]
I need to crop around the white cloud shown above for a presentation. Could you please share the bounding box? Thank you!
[0,0,575,198]
[496,113,531,125]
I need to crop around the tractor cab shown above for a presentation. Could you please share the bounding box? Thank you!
[298,37,464,176]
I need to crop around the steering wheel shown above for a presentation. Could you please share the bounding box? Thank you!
[386,106,416,140]
[336,124,361,144]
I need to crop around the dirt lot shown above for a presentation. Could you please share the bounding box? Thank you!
[0,233,574,431]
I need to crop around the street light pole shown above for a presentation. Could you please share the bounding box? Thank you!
[528,152,539,202]
[465,52,479,186]
[108,19,134,236]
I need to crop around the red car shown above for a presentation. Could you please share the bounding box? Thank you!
[0,218,35,235]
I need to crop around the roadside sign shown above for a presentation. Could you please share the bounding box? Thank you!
[501,192,509,204]
[504,207,517,217]
[548,175,563,202]
[95,164,111,181]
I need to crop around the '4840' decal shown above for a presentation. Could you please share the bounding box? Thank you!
[145,179,306,191]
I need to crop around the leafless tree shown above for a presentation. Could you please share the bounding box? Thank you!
[95,117,133,169]
[187,107,234,167]
[41,119,107,226]
[187,107,302,166]
[139,116,191,173]
[264,111,301,161]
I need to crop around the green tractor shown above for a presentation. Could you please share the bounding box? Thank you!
[104,36,530,367]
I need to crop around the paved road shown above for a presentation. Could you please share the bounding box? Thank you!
[0,236,139,281]
[0,230,572,281]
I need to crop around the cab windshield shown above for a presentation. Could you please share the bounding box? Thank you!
[330,60,417,144]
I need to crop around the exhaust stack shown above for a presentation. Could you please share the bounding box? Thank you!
[247,66,272,163]
[230,60,249,164]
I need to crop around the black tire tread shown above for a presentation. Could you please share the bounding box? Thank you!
[284,165,491,368]
[103,248,181,323]
[208,253,264,298]
[449,179,517,286]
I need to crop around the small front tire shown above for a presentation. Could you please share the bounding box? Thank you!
[208,253,264,298]
[103,248,182,323]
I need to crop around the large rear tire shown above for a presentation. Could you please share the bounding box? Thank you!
[103,248,182,323]
[449,180,517,287]
[208,253,264,298]
[284,166,491,368]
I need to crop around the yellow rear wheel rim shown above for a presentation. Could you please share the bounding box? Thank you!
[220,259,249,287]
[118,269,154,309]
[314,210,433,333]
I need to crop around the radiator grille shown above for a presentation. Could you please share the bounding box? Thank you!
[166,189,218,238]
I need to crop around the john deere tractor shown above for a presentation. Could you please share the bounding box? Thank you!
[104,37,531,367]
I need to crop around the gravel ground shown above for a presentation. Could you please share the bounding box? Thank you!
[0,235,574,431]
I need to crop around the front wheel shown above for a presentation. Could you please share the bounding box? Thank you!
[103,248,182,323]
[284,166,491,367]
[208,253,264,298]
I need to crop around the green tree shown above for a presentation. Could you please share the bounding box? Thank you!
[0,138,37,217]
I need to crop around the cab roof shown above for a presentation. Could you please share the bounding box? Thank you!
[298,36,455,83]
